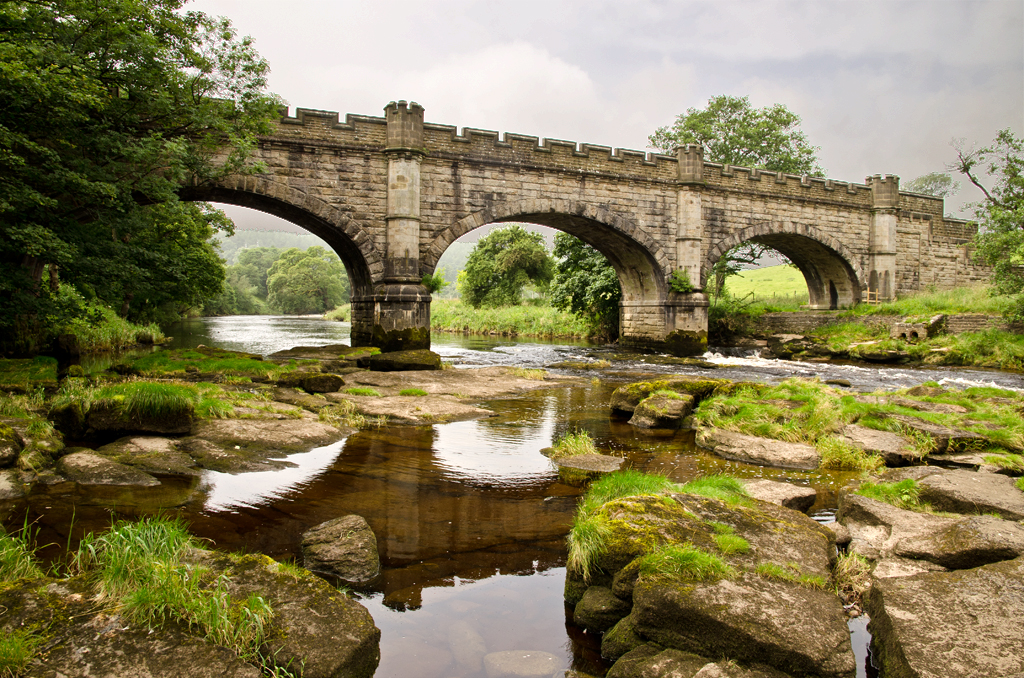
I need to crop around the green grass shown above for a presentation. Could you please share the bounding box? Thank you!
[93,382,199,419]
[680,474,751,507]
[59,297,165,353]
[398,388,428,397]
[551,430,598,459]
[0,526,44,582]
[566,514,613,583]
[855,479,923,511]
[74,517,273,663]
[713,533,750,554]
[129,348,291,379]
[1017,477,1024,492]
[0,357,58,391]
[344,387,380,397]
[508,367,546,380]
[431,299,592,339]
[0,627,45,678]
[638,544,735,582]
[817,435,884,471]
[728,265,810,301]
[755,562,827,589]
[841,285,1014,319]
[984,453,1024,473]
[833,552,872,600]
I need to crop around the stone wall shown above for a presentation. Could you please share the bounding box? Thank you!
[754,311,1016,337]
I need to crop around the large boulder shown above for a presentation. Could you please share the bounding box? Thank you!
[628,393,694,429]
[368,349,442,372]
[697,429,819,470]
[302,515,381,583]
[865,557,1024,678]
[574,585,631,633]
[608,645,793,678]
[96,436,201,478]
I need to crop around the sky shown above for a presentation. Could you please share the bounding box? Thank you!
[189,0,1024,228]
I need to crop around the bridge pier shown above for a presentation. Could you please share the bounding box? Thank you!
[868,174,899,301]
[360,101,432,352]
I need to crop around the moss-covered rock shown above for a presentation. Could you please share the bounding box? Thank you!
[0,422,22,468]
[573,585,631,633]
[368,349,442,372]
[628,393,694,429]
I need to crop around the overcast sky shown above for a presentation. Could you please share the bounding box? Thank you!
[190,0,1023,227]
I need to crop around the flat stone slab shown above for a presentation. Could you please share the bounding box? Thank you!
[551,452,624,474]
[841,424,920,466]
[697,428,819,470]
[96,436,201,477]
[483,650,563,678]
[916,468,1024,521]
[866,557,1024,678]
[743,479,817,513]
[56,452,160,487]
[328,393,493,425]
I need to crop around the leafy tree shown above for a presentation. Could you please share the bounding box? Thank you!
[649,95,824,176]
[0,0,280,345]
[236,247,285,298]
[903,172,960,198]
[459,225,554,308]
[549,234,621,339]
[953,129,1024,319]
[266,246,349,315]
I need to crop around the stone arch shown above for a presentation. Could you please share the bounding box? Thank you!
[179,176,383,295]
[704,222,864,309]
[424,198,671,302]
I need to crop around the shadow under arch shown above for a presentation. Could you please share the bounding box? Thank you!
[179,178,382,295]
[704,223,864,309]
[425,199,671,303]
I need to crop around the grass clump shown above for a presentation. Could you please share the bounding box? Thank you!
[638,544,735,582]
[680,474,751,507]
[817,435,884,471]
[508,367,546,380]
[855,479,923,511]
[713,533,750,554]
[0,526,44,582]
[431,299,592,339]
[755,562,827,589]
[1017,477,1024,493]
[344,387,380,397]
[399,388,428,397]
[0,357,58,392]
[0,627,45,677]
[833,552,872,603]
[94,382,200,419]
[984,453,1024,473]
[551,430,598,459]
[73,517,273,663]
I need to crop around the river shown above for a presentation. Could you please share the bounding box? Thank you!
[15,315,1024,677]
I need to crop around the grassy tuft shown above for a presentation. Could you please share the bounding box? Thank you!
[94,382,199,419]
[508,367,546,380]
[551,430,598,459]
[566,514,612,582]
[0,627,45,677]
[0,526,44,582]
[817,435,884,471]
[984,453,1024,473]
[713,533,750,554]
[431,298,592,339]
[833,551,872,601]
[1017,477,1024,493]
[344,387,380,397]
[680,474,751,507]
[399,388,428,397]
[638,544,735,582]
[855,479,923,511]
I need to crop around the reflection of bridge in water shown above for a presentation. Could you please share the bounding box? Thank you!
[184,101,987,355]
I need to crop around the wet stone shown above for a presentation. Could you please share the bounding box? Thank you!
[697,428,820,470]
[302,514,381,583]
[56,451,160,487]
[483,650,563,678]
[574,585,631,633]
[841,424,919,466]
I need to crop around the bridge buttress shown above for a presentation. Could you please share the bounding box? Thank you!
[868,174,900,302]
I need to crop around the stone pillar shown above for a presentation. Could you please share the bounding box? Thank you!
[372,101,431,352]
[664,144,709,356]
[867,174,899,301]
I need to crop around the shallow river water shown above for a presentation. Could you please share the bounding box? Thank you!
[11,316,1024,677]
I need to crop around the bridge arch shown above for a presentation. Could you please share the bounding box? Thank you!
[179,176,383,296]
[704,222,864,309]
[425,198,672,303]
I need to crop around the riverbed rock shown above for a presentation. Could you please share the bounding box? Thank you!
[766,334,830,360]
[0,468,26,500]
[696,428,820,470]
[837,492,1024,569]
[369,349,442,372]
[96,436,201,477]
[874,413,989,454]
[0,422,21,468]
[301,372,345,393]
[607,645,793,678]
[548,452,624,484]
[913,467,1024,520]
[85,399,194,436]
[177,418,344,474]
[574,585,632,633]
[447,619,488,674]
[742,479,817,513]
[302,514,381,583]
[628,393,694,429]
[56,451,160,487]
[865,556,1024,678]
[329,392,494,425]
[482,650,562,678]
[839,424,918,466]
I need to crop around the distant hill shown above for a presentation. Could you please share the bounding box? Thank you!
[214,230,331,264]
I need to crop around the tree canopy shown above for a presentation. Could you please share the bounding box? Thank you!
[953,129,1024,319]
[266,246,349,315]
[549,234,621,339]
[649,95,824,176]
[459,225,554,308]
[903,172,960,198]
[0,0,281,344]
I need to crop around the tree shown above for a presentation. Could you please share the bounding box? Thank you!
[903,172,960,198]
[236,247,285,299]
[649,95,824,176]
[266,246,349,315]
[952,129,1024,319]
[459,225,554,308]
[0,0,280,343]
[549,234,621,339]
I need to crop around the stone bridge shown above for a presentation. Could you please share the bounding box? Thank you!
[182,101,987,354]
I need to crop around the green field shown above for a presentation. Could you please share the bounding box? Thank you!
[727,265,808,301]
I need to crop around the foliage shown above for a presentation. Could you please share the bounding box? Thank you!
[649,95,824,175]
[323,305,351,322]
[549,233,621,339]
[421,269,449,294]
[855,479,923,511]
[431,298,591,339]
[903,172,960,198]
[55,286,165,352]
[638,544,735,582]
[551,430,598,459]
[838,285,1014,318]
[817,435,884,471]
[0,525,44,582]
[0,0,281,340]
[668,269,695,294]
[266,247,349,315]
[953,130,1024,320]
[0,356,57,391]
[459,225,554,308]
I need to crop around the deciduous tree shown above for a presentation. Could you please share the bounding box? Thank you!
[459,225,553,308]
[549,234,620,339]
[266,246,349,315]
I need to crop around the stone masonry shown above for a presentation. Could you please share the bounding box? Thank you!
[182,101,989,354]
